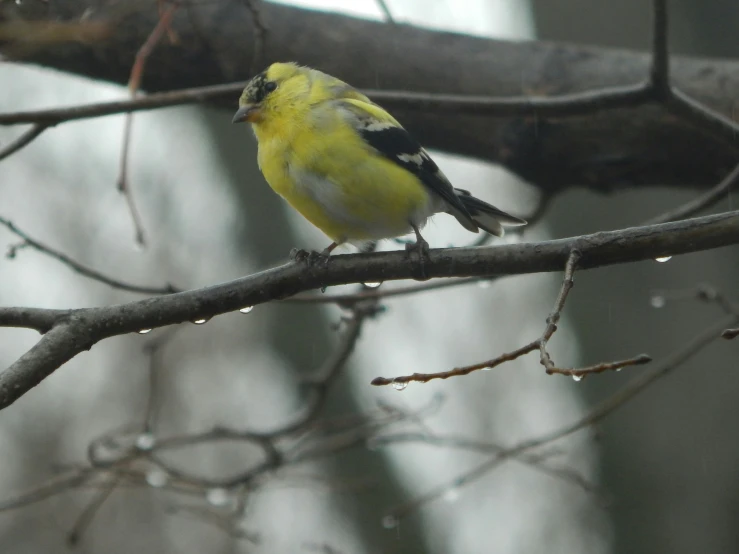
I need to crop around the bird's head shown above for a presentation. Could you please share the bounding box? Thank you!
[232,62,308,126]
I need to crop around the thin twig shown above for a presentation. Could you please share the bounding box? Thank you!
[0,123,48,161]
[285,277,488,304]
[538,251,652,377]
[372,249,653,386]
[371,341,538,386]
[67,475,121,546]
[0,469,93,512]
[644,161,739,225]
[384,314,736,520]
[723,328,739,339]
[375,0,395,24]
[240,0,268,76]
[270,299,378,436]
[0,216,178,294]
[117,3,179,246]
[538,250,581,371]
[373,432,599,495]
[649,0,669,97]
[116,111,146,245]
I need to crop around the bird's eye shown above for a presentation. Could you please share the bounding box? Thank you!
[264,82,277,93]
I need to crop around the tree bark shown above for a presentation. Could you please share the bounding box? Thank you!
[3,0,739,193]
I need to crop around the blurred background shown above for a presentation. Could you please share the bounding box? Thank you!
[0,0,738,553]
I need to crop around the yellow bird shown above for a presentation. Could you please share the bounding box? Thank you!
[232,62,525,257]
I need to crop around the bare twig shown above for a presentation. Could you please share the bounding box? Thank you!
[0,123,48,161]
[240,0,268,75]
[286,277,489,304]
[373,432,599,495]
[67,475,120,546]
[117,3,179,246]
[373,249,652,386]
[538,250,581,371]
[0,469,94,512]
[0,216,179,295]
[539,250,651,377]
[648,0,669,97]
[644,162,739,225]
[375,0,395,24]
[371,341,538,386]
[384,314,736,520]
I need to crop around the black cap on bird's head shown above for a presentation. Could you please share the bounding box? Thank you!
[232,63,301,124]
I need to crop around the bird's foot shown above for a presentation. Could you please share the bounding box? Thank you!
[290,242,337,269]
[289,248,311,262]
[405,232,431,281]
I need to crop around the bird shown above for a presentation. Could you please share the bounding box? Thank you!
[232,62,525,260]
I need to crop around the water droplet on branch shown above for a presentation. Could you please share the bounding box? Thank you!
[135,433,156,451]
[206,487,232,507]
[145,470,168,488]
[382,515,399,529]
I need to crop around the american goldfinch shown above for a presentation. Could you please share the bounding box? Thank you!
[232,62,525,256]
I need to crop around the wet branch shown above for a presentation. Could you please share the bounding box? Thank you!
[1,211,737,410]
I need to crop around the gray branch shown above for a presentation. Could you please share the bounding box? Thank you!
[3,0,739,192]
[0,211,737,411]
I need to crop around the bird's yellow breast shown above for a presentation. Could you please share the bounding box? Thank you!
[253,112,433,243]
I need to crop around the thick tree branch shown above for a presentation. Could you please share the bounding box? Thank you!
[0,211,738,410]
[4,1,739,192]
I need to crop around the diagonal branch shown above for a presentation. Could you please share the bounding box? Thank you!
[0,216,178,295]
[0,211,737,410]
[0,123,49,161]
[644,161,739,225]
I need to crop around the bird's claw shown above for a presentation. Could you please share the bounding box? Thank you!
[289,248,311,262]
[290,247,331,269]
[405,237,431,280]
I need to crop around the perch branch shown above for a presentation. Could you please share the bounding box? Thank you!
[1,211,737,409]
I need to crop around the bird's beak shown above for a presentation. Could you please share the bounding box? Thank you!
[232,104,261,124]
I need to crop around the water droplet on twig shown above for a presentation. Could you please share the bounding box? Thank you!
[239,306,253,314]
[572,374,583,382]
[382,515,399,529]
[363,281,382,288]
[145,470,168,488]
[391,381,408,391]
[135,433,156,451]
[206,487,232,507]
[655,256,672,263]
[138,329,152,335]
[443,488,460,503]
[650,295,666,309]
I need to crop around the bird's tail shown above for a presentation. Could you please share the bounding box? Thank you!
[454,188,527,237]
